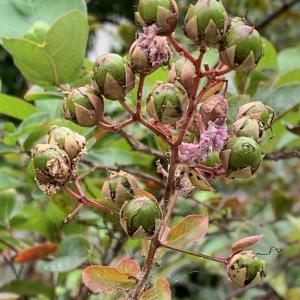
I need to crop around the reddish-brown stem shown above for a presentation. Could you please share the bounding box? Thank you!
[113,117,135,130]
[168,34,197,64]
[136,76,145,114]
[201,66,232,78]
[119,97,172,145]
[130,147,179,299]
[65,179,118,220]
[174,50,204,146]
[119,99,136,116]
[160,243,229,264]
[64,202,85,223]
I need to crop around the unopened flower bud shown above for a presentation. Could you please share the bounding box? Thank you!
[120,196,161,239]
[48,126,86,164]
[199,94,228,125]
[220,18,263,72]
[64,87,103,127]
[135,0,178,35]
[184,0,228,47]
[31,144,71,195]
[101,171,138,208]
[23,21,49,44]
[232,117,265,143]
[92,54,135,100]
[169,58,195,96]
[227,251,266,288]
[224,137,262,178]
[146,83,188,125]
[236,101,274,129]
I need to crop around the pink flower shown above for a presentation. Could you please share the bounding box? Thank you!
[179,119,228,164]
[137,24,172,68]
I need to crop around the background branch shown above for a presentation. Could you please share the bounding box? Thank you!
[256,0,299,30]
[265,148,300,161]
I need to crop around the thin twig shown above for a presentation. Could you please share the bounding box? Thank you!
[118,130,164,159]
[264,148,300,161]
[160,243,228,264]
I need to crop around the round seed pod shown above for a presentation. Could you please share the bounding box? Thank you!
[64,87,103,127]
[48,126,86,164]
[227,251,266,288]
[184,0,228,47]
[232,116,265,143]
[224,137,262,178]
[199,94,228,125]
[31,144,71,195]
[168,58,195,97]
[92,53,135,100]
[120,195,161,239]
[135,0,178,35]
[146,82,188,125]
[101,171,138,208]
[236,101,274,129]
[220,17,263,72]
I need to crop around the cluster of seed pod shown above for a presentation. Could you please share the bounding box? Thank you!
[101,171,162,239]
[31,127,86,195]
[29,0,273,290]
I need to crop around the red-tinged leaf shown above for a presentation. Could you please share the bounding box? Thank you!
[116,257,141,278]
[166,215,209,247]
[141,278,171,300]
[14,242,58,263]
[230,235,263,256]
[82,266,138,293]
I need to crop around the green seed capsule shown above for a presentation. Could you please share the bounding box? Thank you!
[227,251,266,288]
[121,196,161,238]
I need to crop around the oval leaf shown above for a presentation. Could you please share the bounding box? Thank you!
[230,235,263,256]
[15,242,58,263]
[3,10,88,86]
[0,94,37,120]
[43,235,89,272]
[141,278,171,300]
[82,266,138,293]
[116,257,141,278]
[0,0,86,40]
[166,215,208,247]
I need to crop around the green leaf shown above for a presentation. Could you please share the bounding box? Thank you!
[254,84,300,119]
[11,205,58,240]
[0,0,86,40]
[3,10,88,86]
[0,94,37,120]
[278,45,300,74]
[0,143,19,154]
[141,278,171,300]
[166,215,209,247]
[256,38,277,70]
[25,86,63,101]
[0,189,17,225]
[43,235,89,272]
[275,69,300,88]
[82,265,138,293]
[0,173,25,190]
[87,148,154,168]
[1,280,55,298]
